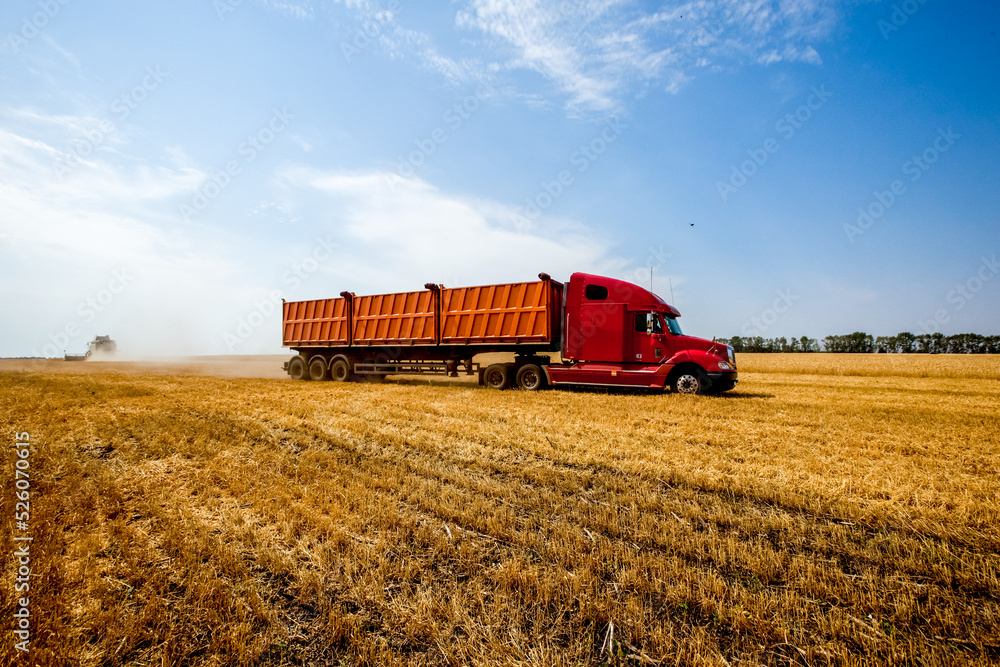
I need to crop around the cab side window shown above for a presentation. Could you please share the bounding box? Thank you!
[634,313,663,334]
[585,284,608,300]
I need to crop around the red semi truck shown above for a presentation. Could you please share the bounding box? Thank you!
[282,272,737,394]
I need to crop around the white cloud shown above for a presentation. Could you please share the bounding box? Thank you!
[453,0,842,112]
[265,0,317,21]
[455,0,630,112]
[196,0,846,116]
[275,165,628,291]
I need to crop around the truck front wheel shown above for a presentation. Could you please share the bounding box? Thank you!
[671,369,707,395]
[515,364,545,391]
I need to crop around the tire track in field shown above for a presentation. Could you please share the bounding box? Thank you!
[269,406,999,596]
[256,411,1000,648]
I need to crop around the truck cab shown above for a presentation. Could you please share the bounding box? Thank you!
[545,273,737,394]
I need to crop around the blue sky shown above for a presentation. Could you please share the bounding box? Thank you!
[1,0,997,357]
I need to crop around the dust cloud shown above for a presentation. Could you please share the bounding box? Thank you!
[2,355,291,379]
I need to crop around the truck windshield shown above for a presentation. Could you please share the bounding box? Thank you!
[665,316,683,335]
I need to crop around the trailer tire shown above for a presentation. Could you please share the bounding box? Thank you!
[484,363,510,390]
[671,368,708,395]
[288,356,309,381]
[330,358,351,382]
[515,364,545,391]
[308,357,329,381]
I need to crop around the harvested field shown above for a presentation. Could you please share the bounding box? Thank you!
[1,354,998,666]
[738,352,1000,379]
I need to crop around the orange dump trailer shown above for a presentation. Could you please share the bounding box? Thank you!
[282,272,738,394]
[282,274,563,382]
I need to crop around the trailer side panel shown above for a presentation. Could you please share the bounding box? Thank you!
[439,280,554,344]
[352,290,437,345]
[283,298,350,347]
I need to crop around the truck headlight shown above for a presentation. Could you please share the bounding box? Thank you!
[718,361,732,371]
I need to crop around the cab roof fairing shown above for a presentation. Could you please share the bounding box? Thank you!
[569,272,681,317]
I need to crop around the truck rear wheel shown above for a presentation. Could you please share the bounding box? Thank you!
[483,363,510,390]
[308,357,328,381]
[671,369,707,395]
[515,364,545,391]
[288,356,309,381]
[330,358,351,382]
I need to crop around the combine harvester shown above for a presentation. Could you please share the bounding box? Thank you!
[282,273,737,394]
[64,335,117,361]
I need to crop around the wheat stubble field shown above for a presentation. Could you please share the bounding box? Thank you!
[1,354,998,666]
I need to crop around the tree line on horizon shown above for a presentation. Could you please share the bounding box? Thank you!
[716,332,1000,354]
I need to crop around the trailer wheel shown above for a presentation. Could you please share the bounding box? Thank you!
[483,363,510,390]
[671,369,706,395]
[288,356,309,381]
[308,357,329,381]
[515,364,545,391]
[330,358,351,382]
